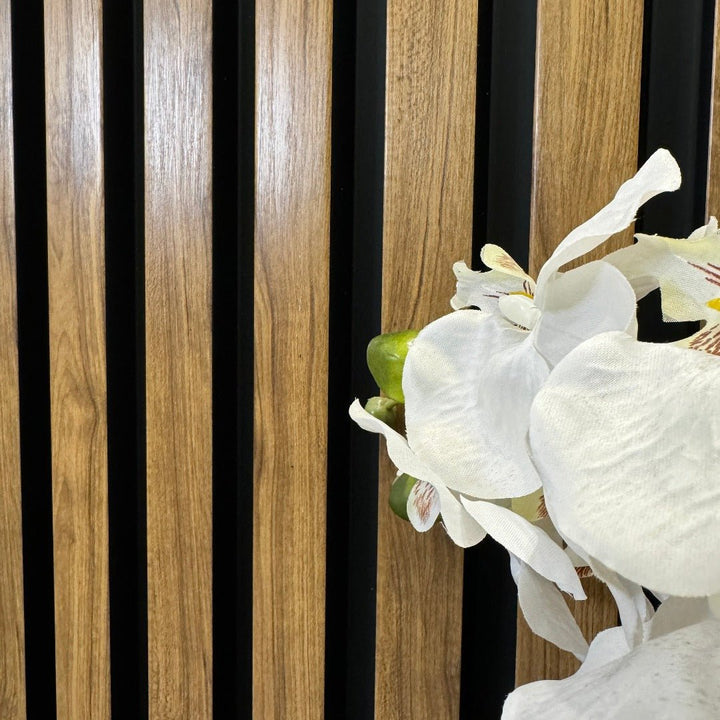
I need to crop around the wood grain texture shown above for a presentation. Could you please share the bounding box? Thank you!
[44,0,110,717]
[376,1,478,717]
[517,0,643,686]
[253,0,332,716]
[144,1,213,717]
[0,3,26,717]
[707,0,720,215]
[529,0,645,276]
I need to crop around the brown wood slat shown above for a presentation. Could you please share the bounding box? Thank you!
[707,0,720,214]
[517,0,644,686]
[144,1,213,717]
[44,0,110,716]
[0,2,26,717]
[376,2,478,717]
[253,0,332,716]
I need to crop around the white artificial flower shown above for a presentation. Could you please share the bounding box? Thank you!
[528,331,720,644]
[350,150,682,654]
[502,615,720,719]
[606,216,720,354]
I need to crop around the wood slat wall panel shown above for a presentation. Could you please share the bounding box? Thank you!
[44,0,110,716]
[707,0,720,213]
[0,2,26,717]
[517,0,644,686]
[144,1,213,717]
[253,0,332,717]
[376,1,478,717]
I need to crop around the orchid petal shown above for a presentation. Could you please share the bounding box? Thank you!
[587,556,652,649]
[573,626,629,676]
[529,331,720,597]
[434,484,487,547]
[649,597,712,641]
[510,555,588,659]
[349,400,445,487]
[461,497,585,598]
[403,310,548,498]
[502,620,720,720]
[451,259,532,313]
[534,149,681,306]
[406,480,440,532]
[532,260,637,367]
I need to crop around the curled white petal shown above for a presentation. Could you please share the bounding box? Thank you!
[461,497,585,599]
[534,149,681,306]
[510,555,588,659]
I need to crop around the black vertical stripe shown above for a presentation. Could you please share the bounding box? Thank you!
[103,0,147,716]
[485,0,537,270]
[342,0,386,716]
[211,0,243,716]
[10,1,57,717]
[638,0,716,235]
[235,0,255,715]
[324,0,357,715]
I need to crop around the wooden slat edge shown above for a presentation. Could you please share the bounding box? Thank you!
[252,0,332,717]
[44,0,110,716]
[518,0,644,685]
[144,1,213,718]
[375,2,478,717]
[0,2,26,717]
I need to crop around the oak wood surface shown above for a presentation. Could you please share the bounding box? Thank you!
[707,0,720,214]
[529,0,645,275]
[144,1,213,717]
[376,1,478,717]
[44,0,110,717]
[0,3,26,717]
[253,0,332,717]
[517,0,644,686]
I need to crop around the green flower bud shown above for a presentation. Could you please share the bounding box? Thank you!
[389,473,417,521]
[364,396,401,430]
[366,329,419,403]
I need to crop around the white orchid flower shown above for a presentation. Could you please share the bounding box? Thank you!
[528,330,720,646]
[350,150,682,655]
[606,216,720,354]
[502,600,720,719]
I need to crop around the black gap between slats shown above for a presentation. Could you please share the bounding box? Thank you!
[233,0,255,716]
[324,0,359,715]
[330,0,387,716]
[10,1,57,717]
[103,0,147,717]
[459,1,518,718]
[637,0,715,236]
[485,0,536,272]
[211,0,249,717]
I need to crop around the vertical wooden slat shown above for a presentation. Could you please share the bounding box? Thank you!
[517,0,644,686]
[707,0,720,213]
[44,0,110,717]
[253,0,332,716]
[144,1,213,717]
[376,2,478,717]
[0,3,26,718]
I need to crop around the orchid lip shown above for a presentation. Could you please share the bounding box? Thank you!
[498,293,541,330]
